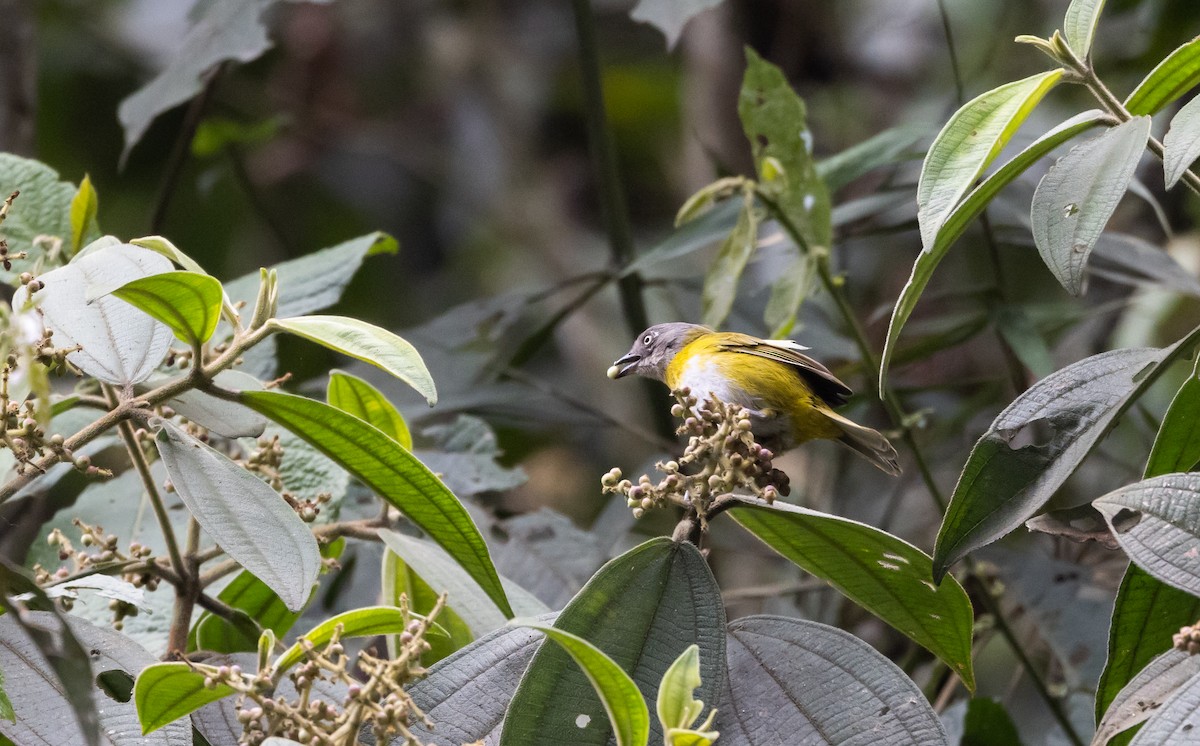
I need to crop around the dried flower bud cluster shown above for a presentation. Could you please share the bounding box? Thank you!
[194,596,443,745]
[244,433,286,490]
[601,388,791,519]
[0,192,28,272]
[1,362,97,478]
[1174,622,1200,655]
[36,522,160,618]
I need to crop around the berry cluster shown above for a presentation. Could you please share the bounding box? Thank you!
[194,596,442,745]
[1174,622,1200,655]
[601,388,791,520]
[0,192,28,272]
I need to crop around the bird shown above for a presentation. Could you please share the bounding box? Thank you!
[607,322,900,475]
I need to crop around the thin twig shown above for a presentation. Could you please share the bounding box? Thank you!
[148,64,226,232]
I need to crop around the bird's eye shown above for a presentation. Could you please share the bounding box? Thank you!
[643,334,653,346]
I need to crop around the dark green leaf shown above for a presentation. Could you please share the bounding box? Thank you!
[500,538,725,746]
[133,663,235,734]
[1146,371,1200,477]
[108,270,224,345]
[1031,116,1150,295]
[1095,647,1200,745]
[270,315,436,406]
[916,70,1063,251]
[738,47,831,249]
[719,616,949,745]
[880,110,1106,389]
[815,127,923,192]
[155,419,321,611]
[1164,93,1200,188]
[1095,473,1200,596]
[961,697,1023,745]
[327,369,411,449]
[933,339,1197,579]
[625,198,741,276]
[1126,36,1200,115]
[239,391,513,618]
[513,621,650,746]
[729,498,975,690]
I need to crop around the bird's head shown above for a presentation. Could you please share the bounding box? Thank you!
[607,322,709,382]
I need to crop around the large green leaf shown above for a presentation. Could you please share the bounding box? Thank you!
[500,538,725,746]
[1030,116,1150,295]
[1164,93,1200,188]
[1095,473,1200,596]
[68,175,99,257]
[960,698,1023,746]
[916,70,1063,251]
[270,315,436,406]
[1146,370,1200,477]
[1063,0,1107,59]
[880,110,1106,389]
[327,369,411,449]
[1095,648,1200,745]
[1097,566,1200,726]
[14,242,174,385]
[155,419,321,611]
[107,270,224,345]
[513,621,650,746]
[719,616,949,745]
[700,191,757,329]
[133,663,235,734]
[239,390,513,617]
[729,498,975,691]
[0,155,77,282]
[1125,36,1200,116]
[932,338,1200,579]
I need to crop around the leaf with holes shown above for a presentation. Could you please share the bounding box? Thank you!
[1031,116,1150,295]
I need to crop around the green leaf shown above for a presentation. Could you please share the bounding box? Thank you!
[932,340,1196,579]
[657,645,717,745]
[1063,0,1107,59]
[67,174,99,257]
[0,154,77,282]
[738,47,831,249]
[108,270,224,345]
[629,0,722,48]
[155,419,321,611]
[117,0,294,162]
[1095,647,1200,745]
[512,621,650,746]
[720,616,948,744]
[381,542,475,666]
[1164,93,1200,188]
[1094,473,1200,596]
[624,198,741,276]
[1031,116,1150,295]
[700,191,758,329]
[274,606,416,672]
[191,115,284,157]
[1146,371,1200,477]
[0,667,10,723]
[1097,566,1200,724]
[133,662,235,734]
[1126,37,1200,116]
[729,498,975,691]
[501,538,725,746]
[238,390,513,617]
[880,110,1106,389]
[961,697,1023,746]
[916,70,1063,251]
[129,235,239,326]
[327,369,412,449]
[815,127,923,192]
[15,243,175,385]
[270,315,436,406]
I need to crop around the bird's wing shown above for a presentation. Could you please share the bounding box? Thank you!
[716,333,853,406]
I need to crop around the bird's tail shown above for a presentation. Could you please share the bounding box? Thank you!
[822,409,901,475]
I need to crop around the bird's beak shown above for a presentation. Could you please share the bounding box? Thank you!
[607,353,641,379]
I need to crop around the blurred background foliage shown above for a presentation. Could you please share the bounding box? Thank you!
[6,0,1200,741]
